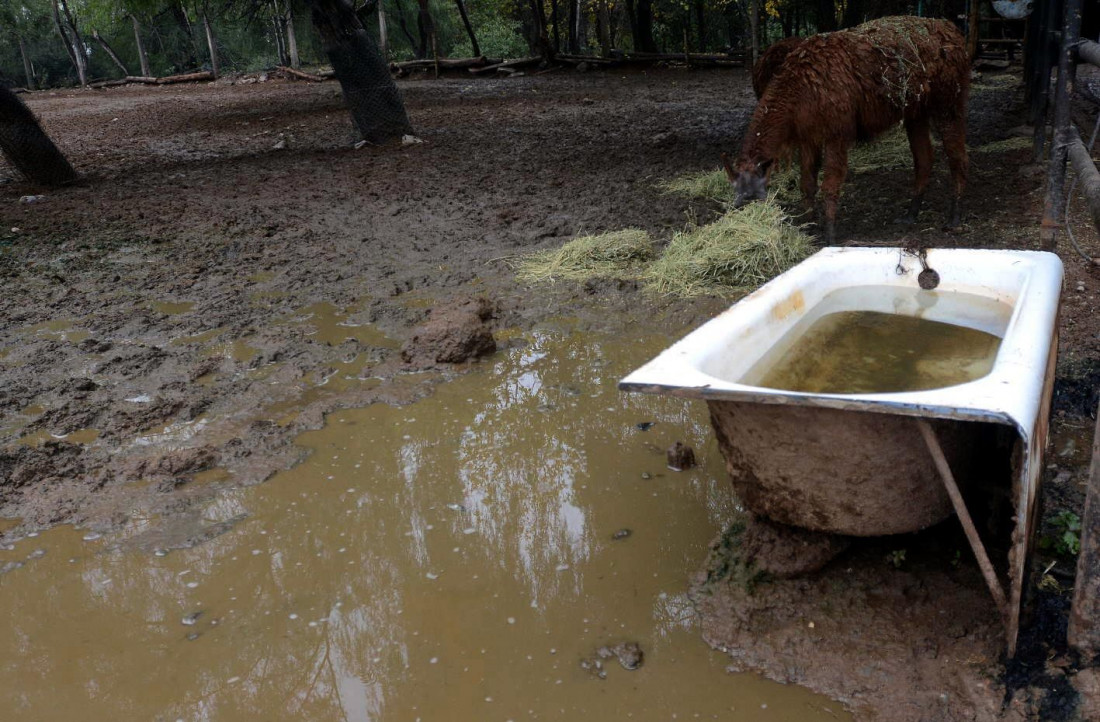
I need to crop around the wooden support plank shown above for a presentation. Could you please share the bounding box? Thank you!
[1069,405,1100,655]
[918,420,1009,619]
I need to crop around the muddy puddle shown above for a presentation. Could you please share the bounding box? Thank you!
[0,331,848,721]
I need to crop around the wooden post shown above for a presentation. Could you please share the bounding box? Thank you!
[1069,407,1100,654]
[1040,0,1083,250]
[286,2,300,67]
[918,420,1008,619]
[967,0,980,59]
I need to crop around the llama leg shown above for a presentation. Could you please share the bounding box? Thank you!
[897,117,933,224]
[820,143,849,245]
[936,116,969,230]
[798,145,821,216]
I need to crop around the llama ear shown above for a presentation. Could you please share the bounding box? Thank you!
[721,153,737,183]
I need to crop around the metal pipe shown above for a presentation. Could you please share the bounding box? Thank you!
[1066,126,1100,238]
[1076,38,1100,67]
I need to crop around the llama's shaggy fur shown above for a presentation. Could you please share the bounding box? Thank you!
[732,16,970,242]
[752,37,805,98]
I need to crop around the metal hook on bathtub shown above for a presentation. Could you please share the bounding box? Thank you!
[896,241,941,290]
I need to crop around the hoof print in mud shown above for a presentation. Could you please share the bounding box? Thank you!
[400,297,497,367]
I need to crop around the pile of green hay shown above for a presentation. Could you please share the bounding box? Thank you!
[643,200,813,297]
[514,229,654,283]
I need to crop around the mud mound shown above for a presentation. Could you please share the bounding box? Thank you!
[401,297,497,367]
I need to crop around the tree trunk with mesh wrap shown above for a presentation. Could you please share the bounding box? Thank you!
[0,86,78,186]
[307,0,413,144]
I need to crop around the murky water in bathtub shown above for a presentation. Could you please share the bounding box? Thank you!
[749,309,1003,394]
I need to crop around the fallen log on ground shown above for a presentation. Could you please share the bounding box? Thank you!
[468,57,541,75]
[156,71,215,84]
[391,56,498,71]
[90,79,129,88]
[277,66,329,82]
[125,75,159,84]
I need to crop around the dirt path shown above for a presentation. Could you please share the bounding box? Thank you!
[1,67,1098,720]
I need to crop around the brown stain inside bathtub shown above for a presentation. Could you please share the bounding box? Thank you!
[769,290,805,322]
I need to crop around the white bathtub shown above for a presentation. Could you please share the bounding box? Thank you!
[620,247,1064,656]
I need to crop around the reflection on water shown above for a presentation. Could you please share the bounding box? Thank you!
[0,332,849,721]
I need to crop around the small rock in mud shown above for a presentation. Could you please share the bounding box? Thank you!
[738,516,851,579]
[635,421,655,431]
[400,297,497,368]
[181,611,203,626]
[596,642,644,670]
[666,441,696,471]
[611,528,632,541]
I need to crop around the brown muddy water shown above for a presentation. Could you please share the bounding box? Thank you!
[744,287,1007,394]
[0,331,848,721]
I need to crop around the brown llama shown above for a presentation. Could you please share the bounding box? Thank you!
[752,36,805,98]
[725,16,970,244]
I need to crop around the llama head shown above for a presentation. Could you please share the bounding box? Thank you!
[722,153,772,208]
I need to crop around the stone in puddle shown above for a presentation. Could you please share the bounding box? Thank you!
[401,297,496,367]
[597,642,644,670]
[611,528,632,541]
[666,441,696,471]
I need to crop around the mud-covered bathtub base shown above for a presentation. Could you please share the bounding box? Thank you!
[689,520,1100,721]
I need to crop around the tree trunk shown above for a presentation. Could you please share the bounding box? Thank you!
[694,0,706,52]
[286,3,301,67]
[202,12,219,78]
[59,0,88,84]
[598,0,611,57]
[454,0,480,57]
[131,15,151,77]
[816,0,835,32]
[635,0,657,52]
[0,86,78,186]
[551,0,560,52]
[416,0,433,60]
[377,0,388,59]
[92,30,130,76]
[391,0,420,56]
[16,34,35,89]
[841,0,862,29]
[568,0,579,52]
[306,0,413,144]
[749,0,759,66]
[528,0,554,61]
[273,15,288,66]
[50,0,86,86]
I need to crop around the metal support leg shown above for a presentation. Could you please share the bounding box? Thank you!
[918,420,1008,620]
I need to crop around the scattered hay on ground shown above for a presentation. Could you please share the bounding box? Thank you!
[643,199,813,297]
[664,132,1029,207]
[971,136,1031,154]
[514,229,654,283]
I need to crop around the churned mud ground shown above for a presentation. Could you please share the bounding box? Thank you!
[1,66,1098,720]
